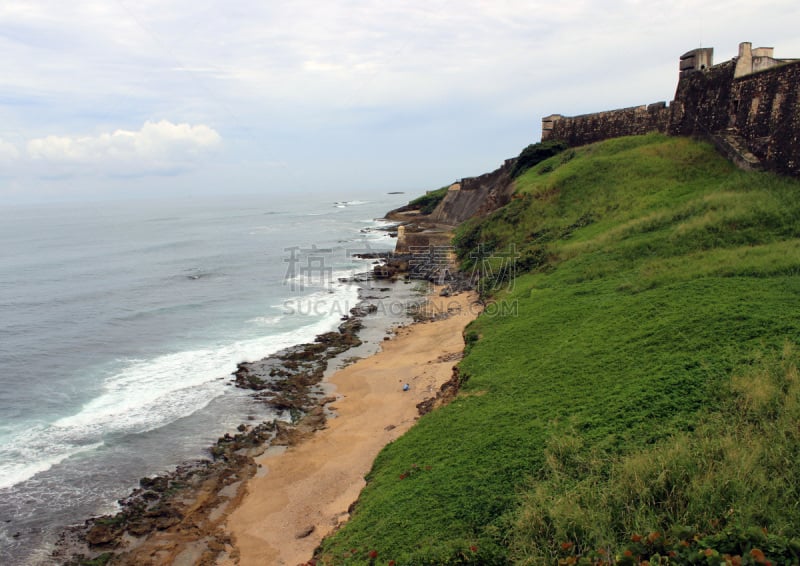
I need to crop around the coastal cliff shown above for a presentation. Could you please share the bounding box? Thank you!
[315,133,800,565]
[427,158,517,226]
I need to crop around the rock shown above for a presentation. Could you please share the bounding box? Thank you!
[139,476,169,492]
[295,525,315,539]
[85,522,122,546]
[154,515,180,530]
[127,521,152,537]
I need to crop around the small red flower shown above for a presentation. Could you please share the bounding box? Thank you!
[368,549,378,559]
[624,550,633,557]
[631,534,642,542]
[750,548,767,563]
[561,542,574,550]
[469,545,478,552]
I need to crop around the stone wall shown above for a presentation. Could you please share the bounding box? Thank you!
[428,158,517,225]
[542,103,672,147]
[728,62,800,175]
[542,43,800,177]
[669,60,737,136]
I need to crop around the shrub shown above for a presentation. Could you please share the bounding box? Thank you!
[511,140,568,178]
[407,186,449,215]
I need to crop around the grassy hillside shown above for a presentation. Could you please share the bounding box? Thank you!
[407,185,450,215]
[316,134,800,565]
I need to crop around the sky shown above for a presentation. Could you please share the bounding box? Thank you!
[1,1,799,204]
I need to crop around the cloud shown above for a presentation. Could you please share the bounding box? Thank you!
[0,139,21,163]
[2,1,800,203]
[25,120,221,176]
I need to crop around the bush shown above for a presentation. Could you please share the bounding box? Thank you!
[511,140,568,178]
[407,186,450,215]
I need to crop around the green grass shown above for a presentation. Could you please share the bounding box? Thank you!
[316,134,800,565]
[407,185,450,215]
[510,140,568,179]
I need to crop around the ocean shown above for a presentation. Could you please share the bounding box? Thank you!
[0,191,410,565]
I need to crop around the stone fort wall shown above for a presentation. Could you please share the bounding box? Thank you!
[542,43,800,177]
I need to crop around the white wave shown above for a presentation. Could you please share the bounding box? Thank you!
[247,315,285,326]
[0,433,104,491]
[333,200,369,208]
[0,281,359,491]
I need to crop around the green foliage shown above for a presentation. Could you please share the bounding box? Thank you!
[464,330,480,354]
[512,344,800,564]
[316,134,800,564]
[511,140,569,179]
[407,185,450,215]
[552,526,800,565]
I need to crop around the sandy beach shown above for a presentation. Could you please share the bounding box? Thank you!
[223,290,479,566]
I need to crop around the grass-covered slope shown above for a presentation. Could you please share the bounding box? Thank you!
[407,185,450,215]
[316,134,800,565]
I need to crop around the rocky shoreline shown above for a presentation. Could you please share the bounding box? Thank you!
[52,276,426,566]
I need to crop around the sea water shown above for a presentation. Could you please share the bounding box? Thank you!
[0,191,409,564]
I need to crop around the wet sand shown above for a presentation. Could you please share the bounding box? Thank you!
[223,290,479,566]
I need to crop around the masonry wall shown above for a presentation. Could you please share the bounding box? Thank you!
[543,57,800,177]
[669,61,737,136]
[544,103,672,147]
[728,61,800,175]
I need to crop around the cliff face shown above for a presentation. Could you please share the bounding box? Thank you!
[386,158,517,256]
[428,158,517,226]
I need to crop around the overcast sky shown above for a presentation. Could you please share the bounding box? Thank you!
[1,1,798,204]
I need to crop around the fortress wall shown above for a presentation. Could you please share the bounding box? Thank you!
[728,61,800,176]
[544,103,672,146]
[542,45,800,177]
[669,61,737,136]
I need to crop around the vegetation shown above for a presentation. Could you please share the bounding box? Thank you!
[407,185,450,215]
[510,140,569,179]
[316,134,800,564]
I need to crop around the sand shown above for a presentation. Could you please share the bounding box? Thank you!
[223,290,479,566]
